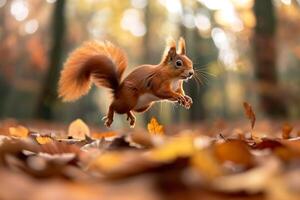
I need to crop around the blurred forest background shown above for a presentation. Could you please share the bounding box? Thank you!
[0,0,300,128]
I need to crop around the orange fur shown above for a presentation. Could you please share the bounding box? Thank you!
[58,38,194,127]
[58,41,127,101]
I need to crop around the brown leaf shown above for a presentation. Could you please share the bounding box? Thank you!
[243,102,256,129]
[253,138,283,150]
[282,123,293,139]
[212,157,281,193]
[39,141,80,156]
[129,130,153,148]
[88,151,157,178]
[274,147,300,162]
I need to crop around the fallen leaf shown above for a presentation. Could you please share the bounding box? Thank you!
[147,118,164,135]
[282,123,293,139]
[36,136,53,145]
[0,119,19,136]
[243,102,256,129]
[191,149,223,179]
[253,138,282,150]
[40,141,80,155]
[91,131,117,139]
[129,130,153,148]
[9,126,29,138]
[274,147,300,162]
[68,119,90,140]
[88,151,157,178]
[148,136,194,162]
[213,140,254,168]
[212,157,281,193]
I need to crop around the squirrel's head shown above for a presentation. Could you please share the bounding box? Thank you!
[161,37,194,80]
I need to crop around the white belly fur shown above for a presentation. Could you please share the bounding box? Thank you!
[134,93,160,110]
[171,79,180,91]
[134,79,181,110]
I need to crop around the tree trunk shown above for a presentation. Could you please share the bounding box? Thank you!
[253,0,287,117]
[35,0,66,119]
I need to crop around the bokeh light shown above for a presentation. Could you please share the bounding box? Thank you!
[10,0,29,21]
[121,8,146,37]
[24,19,39,34]
[0,0,7,8]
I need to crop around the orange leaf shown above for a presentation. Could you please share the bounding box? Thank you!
[282,123,293,139]
[214,140,254,167]
[91,131,117,139]
[243,102,256,129]
[36,136,53,144]
[68,119,90,140]
[191,149,223,179]
[147,117,164,135]
[9,125,29,138]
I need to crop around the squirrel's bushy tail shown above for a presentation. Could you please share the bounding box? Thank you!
[58,40,128,101]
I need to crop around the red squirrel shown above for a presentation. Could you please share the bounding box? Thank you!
[58,37,194,127]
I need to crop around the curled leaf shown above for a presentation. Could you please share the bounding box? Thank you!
[243,102,256,129]
[68,119,90,140]
[147,117,164,135]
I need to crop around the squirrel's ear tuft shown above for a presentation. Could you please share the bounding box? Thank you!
[166,37,176,49]
[178,37,186,55]
[161,37,177,64]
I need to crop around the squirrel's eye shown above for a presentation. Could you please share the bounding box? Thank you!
[175,60,183,67]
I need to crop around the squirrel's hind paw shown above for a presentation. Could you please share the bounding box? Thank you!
[104,119,113,128]
[102,116,113,127]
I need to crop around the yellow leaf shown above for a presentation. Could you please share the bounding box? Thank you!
[191,149,223,179]
[68,119,90,140]
[36,136,53,144]
[90,152,122,172]
[147,117,164,135]
[9,125,29,138]
[148,136,194,162]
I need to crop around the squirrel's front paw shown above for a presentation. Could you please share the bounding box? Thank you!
[184,95,193,109]
[176,95,186,107]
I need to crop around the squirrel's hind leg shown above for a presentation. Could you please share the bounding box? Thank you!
[126,111,136,128]
[103,106,114,127]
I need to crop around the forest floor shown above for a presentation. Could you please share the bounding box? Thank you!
[1,114,300,200]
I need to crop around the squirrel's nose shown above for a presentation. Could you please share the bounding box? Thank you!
[189,71,194,77]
